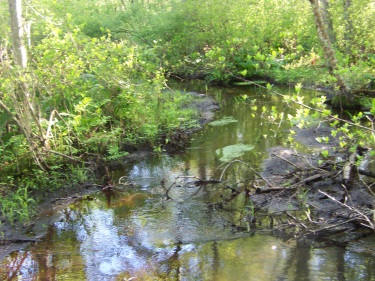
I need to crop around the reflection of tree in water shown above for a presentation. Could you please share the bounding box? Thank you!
[211,241,220,281]
[32,226,57,281]
[2,251,32,280]
[281,246,311,281]
[156,242,182,280]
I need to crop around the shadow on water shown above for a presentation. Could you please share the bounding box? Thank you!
[1,82,375,280]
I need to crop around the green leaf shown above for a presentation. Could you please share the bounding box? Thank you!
[215,143,254,162]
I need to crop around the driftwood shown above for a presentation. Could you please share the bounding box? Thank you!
[256,174,323,194]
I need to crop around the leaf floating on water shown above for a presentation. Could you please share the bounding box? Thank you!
[215,143,254,162]
[209,116,238,126]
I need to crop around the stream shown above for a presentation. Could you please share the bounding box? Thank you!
[1,82,374,281]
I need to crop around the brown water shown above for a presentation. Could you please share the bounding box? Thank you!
[1,83,374,281]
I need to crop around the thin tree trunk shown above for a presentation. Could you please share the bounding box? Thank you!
[309,0,350,99]
[7,0,48,170]
[8,0,27,68]
[343,0,353,58]
[320,0,336,45]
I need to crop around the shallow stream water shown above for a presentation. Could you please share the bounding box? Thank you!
[1,82,374,280]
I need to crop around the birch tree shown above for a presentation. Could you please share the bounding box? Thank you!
[8,0,27,68]
[4,0,48,169]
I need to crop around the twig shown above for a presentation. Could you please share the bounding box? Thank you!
[44,149,83,163]
[318,189,374,229]
[286,212,308,229]
[256,174,322,193]
[299,218,358,238]
[272,153,301,170]
[0,238,39,244]
[218,160,272,186]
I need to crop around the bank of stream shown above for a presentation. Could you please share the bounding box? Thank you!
[1,82,374,280]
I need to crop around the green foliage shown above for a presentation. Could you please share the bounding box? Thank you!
[0,186,35,224]
[10,25,197,158]
[1,12,199,223]
[0,163,91,223]
[284,88,375,152]
[296,188,310,209]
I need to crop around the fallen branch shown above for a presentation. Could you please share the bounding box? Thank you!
[286,212,308,229]
[0,238,39,245]
[256,174,323,194]
[353,89,375,95]
[318,189,374,230]
[193,179,223,186]
[299,224,351,238]
[44,149,83,163]
[272,153,302,170]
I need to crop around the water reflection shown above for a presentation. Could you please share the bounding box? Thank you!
[1,189,374,281]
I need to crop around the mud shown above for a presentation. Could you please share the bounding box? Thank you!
[253,126,375,244]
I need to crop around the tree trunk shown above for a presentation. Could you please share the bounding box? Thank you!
[320,0,336,46]
[343,0,353,58]
[308,0,350,99]
[7,0,48,170]
[8,0,27,68]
